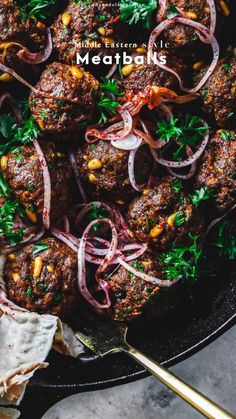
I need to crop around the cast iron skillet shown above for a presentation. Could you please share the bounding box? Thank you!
[19,262,236,419]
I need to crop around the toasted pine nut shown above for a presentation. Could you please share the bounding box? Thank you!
[8,253,16,260]
[0,72,13,82]
[121,64,134,77]
[70,66,84,79]
[150,225,164,238]
[26,208,37,224]
[88,158,103,170]
[167,214,176,228]
[12,273,20,282]
[34,257,43,277]
[61,13,71,27]
[185,11,198,20]
[116,200,125,205]
[0,155,8,171]
[220,0,230,16]
[47,265,54,273]
[88,174,97,182]
[142,189,151,196]
[193,61,205,70]
[136,47,146,53]
[98,27,106,36]
[101,37,115,45]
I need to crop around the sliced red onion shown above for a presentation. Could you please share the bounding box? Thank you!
[150,122,209,168]
[51,228,78,252]
[69,151,87,203]
[157,0,169,20]
[148,18,219,93]
[75,201,113,230]
[207,0,217,35]
[63,215,70,233]
[128,144,147,192]
[33,140,51,229]
[86,106,132,142]
[111,132,142,150]
[78,219,116,308]
[18,29,52,64]
[167,162,197,180]
[117,257,179,287]
[106,63,118,78]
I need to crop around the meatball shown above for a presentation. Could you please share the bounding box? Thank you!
[127,177,204,251]
[121,48,185,95]
[51,1,126,64]
[30,62,99,134]
[4,238,78,317]
[2,142,72,221]
[0,0,46,79]
[199,58,236,128]
[157,0,225,48]
[195,130,236,213]
[106,252,177,321]
[75,139,153,201]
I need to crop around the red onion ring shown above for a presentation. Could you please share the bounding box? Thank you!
[69,151,87,203]
[117,257,179,287]
[18,29,52,64]
[106,63,118,79]
[128,142,148,192]
[157,0,169,20]
[33,140,51,229]
[85,106,132,141]
[78,219,116,308]
[148,17,219,93]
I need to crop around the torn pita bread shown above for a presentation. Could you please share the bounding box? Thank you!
[0,256,84,406]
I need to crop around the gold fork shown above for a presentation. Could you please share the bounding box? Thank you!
[76,316,235,419]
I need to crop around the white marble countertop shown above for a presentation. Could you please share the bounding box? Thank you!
[42,324,236,419]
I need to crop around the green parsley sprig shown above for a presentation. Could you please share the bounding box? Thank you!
[15,0,58,22]
[159,234,202,282]
[96,78,124,125]
[156,114,208,161]
[213,220,236,260]
[0,199,26,245]
[86,203,109,234]
[119,0,157,29]
[189,187,214,207]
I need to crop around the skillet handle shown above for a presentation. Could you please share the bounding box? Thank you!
[124,345,235,419]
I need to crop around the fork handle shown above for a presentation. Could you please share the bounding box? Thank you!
[124,345,234,419]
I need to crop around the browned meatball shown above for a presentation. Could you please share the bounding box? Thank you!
[2,142,72,221]
[121,48,185,95]
[75,140,153,201]
[29,62,99,134]
[127,177,204,251]
[157,0,225,48]
[0,0,46,79]
[51,1,126,64]
[195,130,236,213]
[4,238,78,317]
[199,58,236,128]
[106,252,177,321]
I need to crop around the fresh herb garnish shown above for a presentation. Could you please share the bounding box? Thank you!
[15,0,58,22]
[86,204,109,234]
[171,179,183,193]
[99,78,124,97]
[0,199,25,244]
[97,94,119,124]
[156,114,208,161]
[119,0,157,29]
[222,63,231,73]
[159,234,202,282]
[26,286,32,298]
[0,174,12,197]
[129,259,145,278]
[174,211,186,226]
[189,187,214,207]
[0,111,39,157]
[33,242,49,254]
[96,78,124,125]
[221,130,235,141]
[167,4,179,19]
[213,220,236,260]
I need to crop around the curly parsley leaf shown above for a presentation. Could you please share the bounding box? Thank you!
[174,211,186,226]
[0,199,26,245]
[33,242,50,254]
[189,187,214,207]
[129,259,145,278]
[96,94,119,125]
[156,114,208,161]
[119,0,157,29]
[99,78,124,97]
[86,204,109,234]
[15,0,58,21]
[167,4,179,19]
[159,234,202,282]
[213,220,236,260]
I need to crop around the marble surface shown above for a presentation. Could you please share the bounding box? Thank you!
[42,325,236,419]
